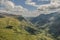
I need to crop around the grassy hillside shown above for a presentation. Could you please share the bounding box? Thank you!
[0,14,57,40]
[0,16,34,40]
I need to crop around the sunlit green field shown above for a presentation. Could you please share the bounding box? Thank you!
[0,16,59,40]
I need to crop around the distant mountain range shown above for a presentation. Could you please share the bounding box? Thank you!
[31,12,60,36]
[0,12,60,40]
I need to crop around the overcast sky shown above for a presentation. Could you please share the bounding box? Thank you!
[0,0,60,17]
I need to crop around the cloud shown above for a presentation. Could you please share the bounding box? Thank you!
[31,0,60,15]
[0,0,37,17]
[11,5,28,14]
[37,0,60,11]
[25,0,36,6]
[24,0,60,16]
[0,0,30,17]
[25,0,60,12]
[51,0,60,4]
[1,0,60,17]
[4,1,15,10]
[0,0,15,10]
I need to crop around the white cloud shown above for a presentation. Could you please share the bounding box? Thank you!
[25,0,36,6]
[1,0,60,17]
[51,0,60,4]
[0,0,30,17]
[0,0,39,17]
[31,0,60,15]
[4,1,15,10]
[0,0,15,10]
[37,0,60,11]
[25,0,60,12]
[11,5,29,15]
[24,0,60,17]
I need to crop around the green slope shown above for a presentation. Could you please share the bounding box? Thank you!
[0,15,55,40]
[0,16,38,40]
